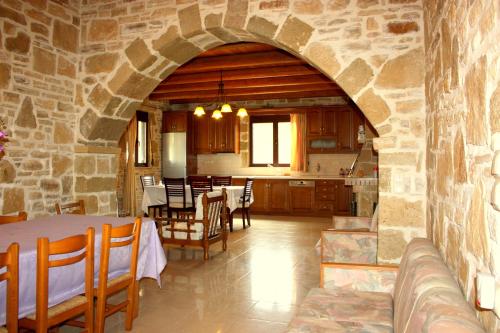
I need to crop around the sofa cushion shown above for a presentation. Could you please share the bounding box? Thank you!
[393,238,485,333]
[287,287,393,332]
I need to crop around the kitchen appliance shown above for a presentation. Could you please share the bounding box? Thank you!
[162,132,187,178]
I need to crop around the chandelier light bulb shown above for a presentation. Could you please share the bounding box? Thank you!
[212,109,223,120]
[236,108,248,118]
[221,103,232,113]
[194,106,205,117]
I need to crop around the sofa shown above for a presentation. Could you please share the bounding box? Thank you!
[316,206,379,264]
[287,238,485,332]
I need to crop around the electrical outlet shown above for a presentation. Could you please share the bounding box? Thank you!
[494,281,500,316]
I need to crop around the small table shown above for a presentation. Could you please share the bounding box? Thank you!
[0,215,167,326]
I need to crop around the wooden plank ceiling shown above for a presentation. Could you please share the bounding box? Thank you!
[148,42,345,104]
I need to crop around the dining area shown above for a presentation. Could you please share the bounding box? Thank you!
[0,209,167,333]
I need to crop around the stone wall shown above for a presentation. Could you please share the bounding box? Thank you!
[76,0,427,263]
[424,0,499,331]
[1,0,427,262]
[0,0,81,217]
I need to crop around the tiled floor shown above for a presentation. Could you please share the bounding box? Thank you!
[105,215,331,333]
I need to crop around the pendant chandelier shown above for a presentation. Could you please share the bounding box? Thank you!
[193,71,248,119]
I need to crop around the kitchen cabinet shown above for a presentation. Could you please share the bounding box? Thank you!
[250,179,289,213]
[162,112,187,132]
[289,181,315,213]
[191,113,240,154]
[306,106,364,154]
[314,179,352,216]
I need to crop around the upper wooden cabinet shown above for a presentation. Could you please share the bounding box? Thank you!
[190,112,240,154]
[306,106,365,154]
[162,112,187,132]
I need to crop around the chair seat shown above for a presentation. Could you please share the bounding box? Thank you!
[169,202,192,209]
[0,326,7,333]
[108,273,132,288]
[27,295,87,320]
[162,223,204,240]
[237,200,252,209]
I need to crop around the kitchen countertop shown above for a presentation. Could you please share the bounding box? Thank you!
[204,175,377,180]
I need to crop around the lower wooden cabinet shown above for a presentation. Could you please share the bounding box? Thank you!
[289,186,315,213]
[251,179,289,213]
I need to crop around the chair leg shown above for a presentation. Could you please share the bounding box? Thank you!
[203,246,209,260]
[95,294,106,333]
[229,209,233,232]
[86,297,94,333]
[125,282,135,330]
[242,209,246,229]
[246,209,251,227]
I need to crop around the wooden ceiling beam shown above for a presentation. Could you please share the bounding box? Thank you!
[153,90,343,103]
[153,75,336,93]
[175,51,304,74]
[163,65,321,84]
[150,84,342,100]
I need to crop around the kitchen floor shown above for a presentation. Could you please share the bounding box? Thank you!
[89,215,330,333]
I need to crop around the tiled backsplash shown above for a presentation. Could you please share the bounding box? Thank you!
[196,153,357,176]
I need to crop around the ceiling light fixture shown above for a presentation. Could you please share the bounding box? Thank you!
[193,71,247,119]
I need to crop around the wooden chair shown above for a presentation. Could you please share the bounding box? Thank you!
[189,178,213,208]
[163,177,193,218]
[0,211,27,225]
[140,175,163,218]
[140,175,156,191]
[156,189,228,260]
[232,178,254,231]
[55,200,85,215]
[19,228,95,333]
[186,175,209,183]
[95,218,142,333]
[211,176,232,187]
[0,242,19,333]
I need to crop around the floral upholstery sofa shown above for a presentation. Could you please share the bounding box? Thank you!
[316,206,379,264]
[286,238,485,333]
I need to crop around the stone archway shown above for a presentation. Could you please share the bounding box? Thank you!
[76,1,426,263]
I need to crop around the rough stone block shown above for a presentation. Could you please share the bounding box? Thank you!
[378,229,407,261]
[88,19,118,42]
[387,21,419,34]
[304,42,340,78]
[0,63,11,89]
[224,0,248,30]
[356,89,390,126]
[52,154,72,177]
[53,122,73,144]
[0,5,27,25]
[84,53,118,74]
[379,196,425,227]
[247,16,278,40]
[5,32,30,54]
[335,58,374,96]
[0,160,16,183]
[15,97,37,129]
[125,38,157,71]
[277,15,313,52]
[2,188,25,214]
[178,4,202,37]
[33,47,56,75]
[107,63,159,100]
[376,47,424,89]
[53,19,78,53]
[75,176,117,192]
[293,0,323,14]
[57,55,76,78]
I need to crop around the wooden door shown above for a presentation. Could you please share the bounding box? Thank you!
[334,180,352,216]
[289,187,314,213]
[336,109,352,152]
[307,111,322,135]
[193,115,212,154]
[251,179,268,212]
[322,110,336,136]
[268,180,289,213]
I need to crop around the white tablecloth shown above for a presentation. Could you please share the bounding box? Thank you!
[142,185,252,215]
[0,215,167,326]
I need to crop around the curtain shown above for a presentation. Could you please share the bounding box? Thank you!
[290,113,307,172]
[124,114,137,216]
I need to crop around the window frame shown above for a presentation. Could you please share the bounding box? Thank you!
[249,115,291,167]
[135,111,149,167]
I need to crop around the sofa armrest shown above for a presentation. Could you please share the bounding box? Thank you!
[333,216,372,230]
[321,262,398,294]
[321,230,377,264]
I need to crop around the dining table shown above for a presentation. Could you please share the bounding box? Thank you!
[141,185,253,215]
[0,214,167,326]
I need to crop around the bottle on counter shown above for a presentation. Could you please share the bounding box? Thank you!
[373,166,378,178]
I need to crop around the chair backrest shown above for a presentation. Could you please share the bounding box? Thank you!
[98,218,142,294]
[190,178,213,207]
[140,175,156,191]
[163,177,188,208]
[201,189,227,238]
[211,176,232,187]
[241,178,254,206]
[55,200,85,215]
[0,211,27,225]
[36,228,94,324]
[187,175,209,183]
[0,242,19,333]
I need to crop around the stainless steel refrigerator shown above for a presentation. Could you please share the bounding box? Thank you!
[162,132,187,178]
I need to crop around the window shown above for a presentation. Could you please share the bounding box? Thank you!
[135,111,149,167]
[250,115,291,166]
